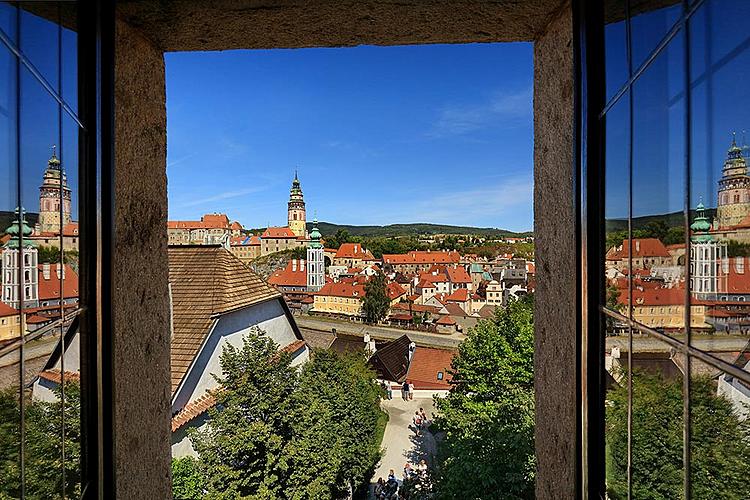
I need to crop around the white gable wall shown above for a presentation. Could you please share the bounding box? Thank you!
[171,298,305,412]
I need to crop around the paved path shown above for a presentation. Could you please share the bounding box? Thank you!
[371,396,438,497]
[296,315,464,349]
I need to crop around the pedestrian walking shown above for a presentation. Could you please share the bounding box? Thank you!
[413,411,423,436]
[408,380,415,400]
[402,380,409,401]
[386,381,393,400]
[419,407,428,428]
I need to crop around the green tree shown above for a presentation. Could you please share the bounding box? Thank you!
[190,329,298,498]
[171,457,204,499]
[606,372,750,499]
[285,349,383,498]
[0,382,81,499]
[434,296,535,499]
[362,272,391,324]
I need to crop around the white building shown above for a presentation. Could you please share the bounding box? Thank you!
[306,219,324,292]
[2,210,39,309]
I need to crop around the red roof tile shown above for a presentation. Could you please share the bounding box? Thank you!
[406,347,455,390]
[261,226,298,239]
[445,288,470,302]
[607,238,671,260]
[171,391,217,432]
[37,264,78,301]
[316,281,366,299]
[335,243,376,260]
[445,266,471,284]
[268,259,308,287]
[382,250,460,265]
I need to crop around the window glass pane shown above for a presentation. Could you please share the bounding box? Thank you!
[689,352,750,498]
[0,5,20,497]
[0,1,17,43]
[630,1,682,72]
[604,0,628,103]
[689,0,750,339]
[631,32,686,338]
[19,4,60,91]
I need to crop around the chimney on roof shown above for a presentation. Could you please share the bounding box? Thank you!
[56,263,63,279]
[301,260,305,271]
[292,259,297,272]
[43,263,50,280]
[408,342,416,363]
[354,244,358,253]
[635,241,640,253]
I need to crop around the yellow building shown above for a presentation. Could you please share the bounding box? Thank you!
[229,235,261,264]
[312,281,365,317]
[619,287,711,331]
[0,303,22,341]
[287,172,307,238]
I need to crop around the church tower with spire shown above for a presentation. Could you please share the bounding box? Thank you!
[716,133,750,228]
[306,218,324,292]
[2,208,39,309]
[38,147,72,234]
[287,171,307,237]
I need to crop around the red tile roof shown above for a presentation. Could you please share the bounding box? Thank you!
[436,315,456,325]
[171,391,217,432]
[386,282,406,300]
[280,339,307,355]
[268,259,308,287]
[406,347,455,390]
[607,238,671,260]
[262,226,298,239]
[445,288,470,302]
[38,370,80,384]
[168,213,231,229]
[391,303,441,314]
[0,302,17,317]
[37,264,79,301]
[382,250,460,265]
[334,243,376,260]
[619,287,686,307]
[720,257,750,294]
[445,266,471,284]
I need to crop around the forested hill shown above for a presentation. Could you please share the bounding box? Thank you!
[306,221,532,238]
[605,208,716,232]
[0,210,39,231]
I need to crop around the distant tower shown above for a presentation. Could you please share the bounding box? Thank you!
[2,208,39,309]
[307,218,324,292]
[288,171,307,237]
[716,133,750,228]
[38,146,72,234]
[690,202,727,300]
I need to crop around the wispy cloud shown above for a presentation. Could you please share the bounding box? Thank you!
[167,153,197,168]
[427,87,532,138]
[175,186,269,208]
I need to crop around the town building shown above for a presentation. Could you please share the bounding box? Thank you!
[716,135,750,228]
[312,281,366,317]
[167,213,238,245]
[332,242,377,268]
[229,234,261,264]
[605,238,673,271]
[167,246,309,457]
[260,226,306,255]
[0,302,22,342]
[306,219,325,292]
[382,250,460,274]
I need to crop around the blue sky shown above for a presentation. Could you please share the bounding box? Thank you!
[165,43,535,231]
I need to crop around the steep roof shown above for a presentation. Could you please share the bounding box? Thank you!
[268,259,307,287]
[386,282,406,300]
[37,264,79,301]
[445,265,471,283]
[315,281,366,299]
[607,238,671,260]
[445,288,470,302]
[0,302,17,318]
[369,334,412,383]
[334,243,375,260]
[168,246,282,393]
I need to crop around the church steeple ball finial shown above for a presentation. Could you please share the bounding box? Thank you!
[48,144,60,168]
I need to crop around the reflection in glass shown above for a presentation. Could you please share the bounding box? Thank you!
[604,0,628,103]
[630,0,682,72]
[689,352,750,498]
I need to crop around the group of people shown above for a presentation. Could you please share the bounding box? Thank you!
[381,380,416,401]
[411,407,430,436]
[374,470,400,499]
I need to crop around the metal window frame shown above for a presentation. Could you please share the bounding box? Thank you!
[579,0,750,499]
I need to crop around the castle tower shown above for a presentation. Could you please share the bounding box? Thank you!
[2,208,39,309]
[716,134,750,228]
[690,202,727,300]
[38,147,72,234]
[287,171,306,237]
[306,218,324,292]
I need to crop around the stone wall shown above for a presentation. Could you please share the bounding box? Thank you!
[533,3,577,498]
[114,18,172,499]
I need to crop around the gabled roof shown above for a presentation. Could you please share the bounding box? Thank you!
[369,334,412,383]
[607,238,671,260]
[0,302,17,317]
[334,243,376,260]
[445,288,470,302]
[386,282,406,300]
[445,266,471,283]
[268,259,307,287]
[315,281,366,299]
[444,302,469,317]
[406,347,454,390]
[37,264,79,301]
[168,246,282,393]
[436,315,456,326]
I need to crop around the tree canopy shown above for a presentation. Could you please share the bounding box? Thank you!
[362,272,391,324]
[606,371,750,499]
[0,381,81,499]
[433,295,535,499]
[180,328,385,499]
